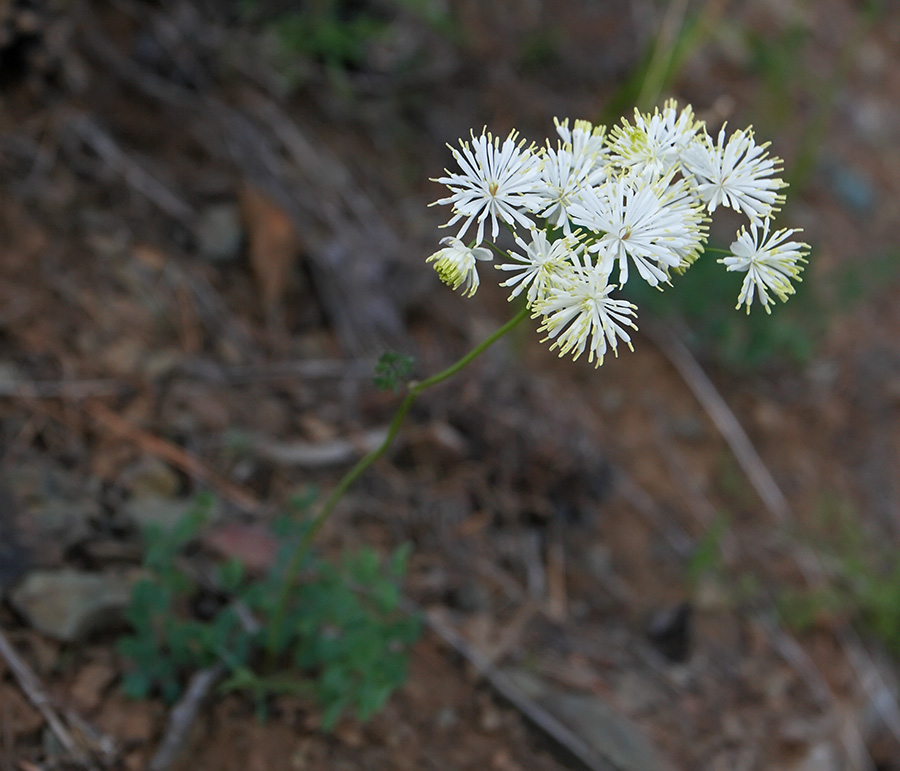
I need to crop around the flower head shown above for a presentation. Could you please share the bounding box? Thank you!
[426,237,493,297]
[609,100,703,180]
[533,144,597,235]
[496,228,578,306]
[720,219,809,313]
[681,125,787,223]
[432,129,544,244]
[553,118,608,185]
[568,174,699,288]
[535,258,638,368]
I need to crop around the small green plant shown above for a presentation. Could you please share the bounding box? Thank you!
[118,495,420,729]
[374,351,416,394]
[685,513,729,587]
[242,0,453,78]
[778,496,900,659]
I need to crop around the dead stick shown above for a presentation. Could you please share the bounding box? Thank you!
[84,401,260,514]
[413,606,613,771]
[0,626,94,769]
[147,663,226,771]
[647,323,790,523]
[68,114,196,225]
[0,378,128,400]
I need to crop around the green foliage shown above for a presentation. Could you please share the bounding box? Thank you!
[632,248,821,370]
[633,245,900,372]
[118,496,420,729]
[686,513,729,586]
[243,0,452,75]
[778,496,900,660]
[374,351,415,394]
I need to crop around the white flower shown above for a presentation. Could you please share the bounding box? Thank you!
[533,144,597,234]
[654,176,710,272]
[495,229,577,306]
[608,100,703,180]
[432,129,544,244]
[535,258,638,368]
[553,118,608,185]
[553,118,609,174]
[568,175,697,287]
[681,125,787,223]
[426,237,493,297]
[720,220,809,313]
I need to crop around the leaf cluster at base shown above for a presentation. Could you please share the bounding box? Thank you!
[117,493,421,730]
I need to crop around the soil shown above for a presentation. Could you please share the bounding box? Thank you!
[1,1,900,769]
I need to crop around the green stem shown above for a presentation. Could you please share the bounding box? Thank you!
[266,305,529,659]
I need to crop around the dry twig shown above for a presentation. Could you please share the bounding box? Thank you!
[84,400,260,514]
[252,427,390,468]
[646,322,790,523]
[66,114,196,226]
[0,378,128,400]
[0,626,97,769]
[414,605,615,771]
[146,663,226,771]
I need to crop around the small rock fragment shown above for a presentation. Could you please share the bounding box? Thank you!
[10,569,135,643]
[196,202,244,263]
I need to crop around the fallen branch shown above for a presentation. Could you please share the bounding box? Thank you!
[66,114,196,226]
[0,378,128,400]
[252,427,390,469]
[414,604,616,771]
[646,322,790,523]
[174,357,377,385]
[146,663,226,771]
[84,400,260,514]
[0,625,98,769]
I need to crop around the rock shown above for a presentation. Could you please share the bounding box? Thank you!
[27,498,97,549]
[503,668,664,771]
[203,522,278,572]
[71,661,118,713]
[614,671,660,715]
[646,602,692,663]
[9,569,135,643]
[785,742,841,771]
[123,495,219,532]
[124,457,181,499]
[195,202,243,263]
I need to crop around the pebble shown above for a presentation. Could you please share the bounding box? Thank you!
[9,569,135,643]
[195,202,243,263]
[123,495,219,532]
[503,667,664,771]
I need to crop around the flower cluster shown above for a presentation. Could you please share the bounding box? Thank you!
[428,100,810,367]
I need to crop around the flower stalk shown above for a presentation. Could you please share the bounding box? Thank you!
[266,305,529,660]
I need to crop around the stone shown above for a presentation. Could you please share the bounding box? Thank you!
[123,495,219,532]
[28,498,98,548]
[124,457,181,499]
[71,661,118,713]
[195,202,243,263]
[9,569,135,643]
[503,668,664,771]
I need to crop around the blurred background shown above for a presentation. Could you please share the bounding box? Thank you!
[0,0,899,768]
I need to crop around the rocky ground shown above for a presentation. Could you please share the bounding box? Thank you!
[1,1,900,769]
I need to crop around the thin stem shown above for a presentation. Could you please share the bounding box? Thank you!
[266,305,529,659]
